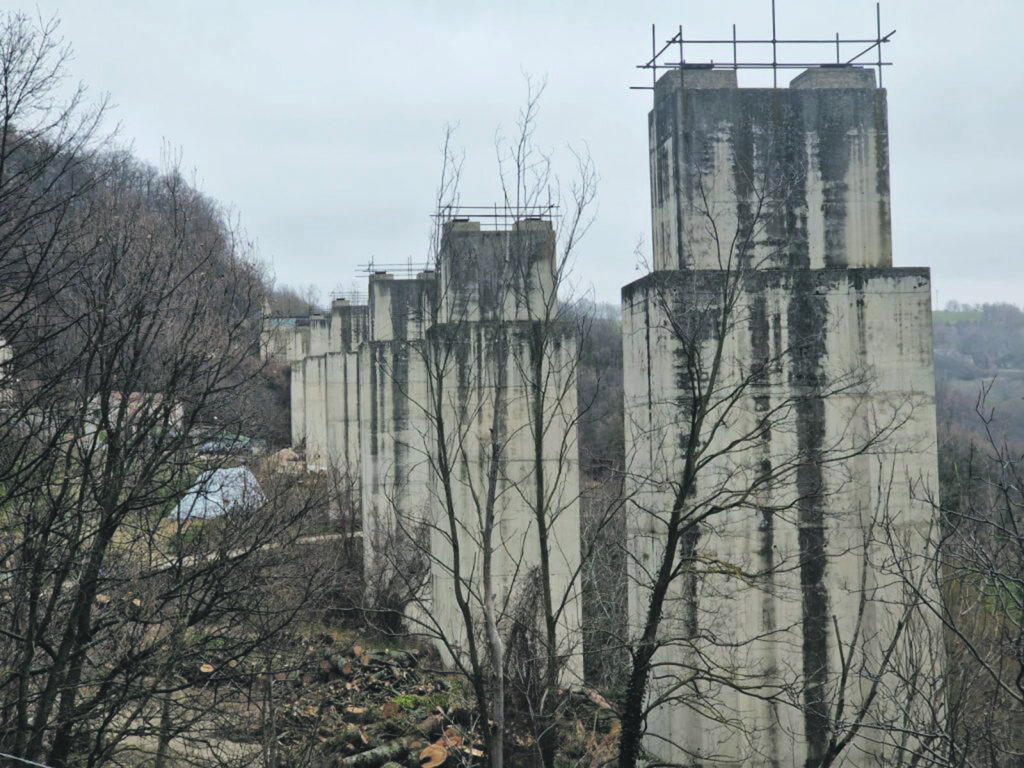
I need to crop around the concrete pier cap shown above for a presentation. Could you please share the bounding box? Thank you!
[655,63,876,96]
[513,216,553,232]
[445,219,481,233]
[790,65,876,89]
[655,66,737,98]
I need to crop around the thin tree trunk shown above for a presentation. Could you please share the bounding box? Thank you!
[262,668,277,768]
[154,693,173,768]
[481,327,509,768]
[530,322,559,768]
[483,563,504,768]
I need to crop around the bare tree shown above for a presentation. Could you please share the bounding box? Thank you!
[0,11,112,450]
[0,21,330,762]
[897,386,1024,767]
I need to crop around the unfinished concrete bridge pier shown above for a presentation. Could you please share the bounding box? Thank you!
[427,216,583,676]
[621,23,941,768]
[360,268,435,614]
[271,213,583,677]
[280,297,366,476]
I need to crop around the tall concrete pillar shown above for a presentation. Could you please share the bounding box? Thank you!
[286,323,310,449]
[360,271,436,610]
[303,314,330,470]
[623,66,940,765]
[427,219,583,679]
[326,299,367,479]
[280,303,367,475]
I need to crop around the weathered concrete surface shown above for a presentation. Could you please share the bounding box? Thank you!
[302,314,333,471]
[438,218,557,324]
[286,324,310,449]
[330,298,368,355]
[360,272,435,609]
[425,220,583,679]
[649,67,891,273]
[276,303,367,475]
[326,300,367,478]
[304,356,328,471]
[308,313,329,357]
[325,351,361,475]
[624,67,941,766]
[350,224,583,678]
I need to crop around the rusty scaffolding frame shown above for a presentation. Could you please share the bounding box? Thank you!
[433,203,560,230]
[328,289,368,303]
[356,204,560,278]
[633,1,894,90]
[356,256,435,278]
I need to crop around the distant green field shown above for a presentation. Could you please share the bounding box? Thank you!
[934,310,983,325]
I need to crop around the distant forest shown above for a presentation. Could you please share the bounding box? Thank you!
[934,302,1024,447]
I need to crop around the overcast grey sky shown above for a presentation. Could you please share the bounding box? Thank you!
[25,1,1024,308]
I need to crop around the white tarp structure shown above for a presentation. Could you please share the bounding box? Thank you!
[172,466,265,520]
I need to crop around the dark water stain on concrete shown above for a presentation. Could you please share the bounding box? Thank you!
[788,270,831,765]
